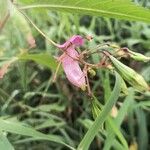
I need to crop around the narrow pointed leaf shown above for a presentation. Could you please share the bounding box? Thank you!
[0,131,14,150]
[19,53,58,70]
[77,72,122,150]
[0,119,75,150]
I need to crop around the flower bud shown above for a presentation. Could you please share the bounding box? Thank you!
[91,102,101,119]
[121,48,150,62]
[129,51,150,62]
[91,96,104,129]
[88,68,96,77]
[91,96,102,119]
[109,55,149,92]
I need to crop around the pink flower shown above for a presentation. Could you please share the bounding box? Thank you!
[57,35,86,90]
[57,35,84,49]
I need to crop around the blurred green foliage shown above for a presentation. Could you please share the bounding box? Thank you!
[0,0,150,150]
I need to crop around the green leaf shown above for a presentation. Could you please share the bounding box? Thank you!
[107,117,128,149]
[116,89,134,125]
[18,0,150,23]
[36,103,65,112]
[91,95,128,149]
[19,53,58,70]
[35,119,65,130]
[103,88,134,150]
[77,72,122,150]
[0,131,14,150]
[135,108,148,150]
[0,119,75,150]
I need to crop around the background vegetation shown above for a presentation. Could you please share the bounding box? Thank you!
[0,0,150,150]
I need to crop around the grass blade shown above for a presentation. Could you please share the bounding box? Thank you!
[0,119,75,150]
[77,72,122,150]
[0,131,14,150]
[103,88,134,150]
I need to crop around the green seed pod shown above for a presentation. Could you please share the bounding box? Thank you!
[121,48,150,62]
[91,96,104,130]
[109,55,149,92]
[128,50,150,62]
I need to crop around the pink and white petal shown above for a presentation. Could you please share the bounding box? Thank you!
[61,55,86,89]
[57,35,84,50]
[65,46,79,59]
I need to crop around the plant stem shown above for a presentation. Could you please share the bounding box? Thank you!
[18,9,58,47]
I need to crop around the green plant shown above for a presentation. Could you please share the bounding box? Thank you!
[0,0,150,150]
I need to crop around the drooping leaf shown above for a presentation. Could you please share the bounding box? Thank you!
[19,53,58,71]
[0,119,75,150]
[18,0,150,23]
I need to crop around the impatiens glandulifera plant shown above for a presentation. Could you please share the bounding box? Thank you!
[0,1,150,149]
[0,13,149,148]
[0,35,149,95]
[102,51,150,93]
[54,35,86,91]
[17,8,149,95]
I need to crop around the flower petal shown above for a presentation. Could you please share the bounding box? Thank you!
[56,35,86,89]
[60,54,86,89]
[57,35,84,49]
